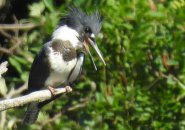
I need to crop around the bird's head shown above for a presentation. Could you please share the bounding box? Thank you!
[60,7,106,69]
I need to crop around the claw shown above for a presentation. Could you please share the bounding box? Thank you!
[65,86,72,92]
[48,86,57,96]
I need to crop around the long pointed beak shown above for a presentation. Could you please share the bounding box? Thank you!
[83,42,97,70]
[83,41,97,70]
[87,37,106,66]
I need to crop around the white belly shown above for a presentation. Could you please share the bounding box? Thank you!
[45,48,77,87]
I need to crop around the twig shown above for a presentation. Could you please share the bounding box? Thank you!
[0,87,72,111]
[0,111,6,129]
[148,0,157,11]
[0,82,27,129]
[0,61,8,77]
[0,46,12,55]
[0,38,23,55]
[0,30,12,39]
[159,72,185,89]
[6,82,27,98]
[0,61,8,129]
[40,97,89,126]
[147,77,160,89]
[9,39,22,51]
[66,102,87,111]
[0,23,38,30]
[40,112,61,126]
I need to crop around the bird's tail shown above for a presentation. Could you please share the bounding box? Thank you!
[22,102,40,125]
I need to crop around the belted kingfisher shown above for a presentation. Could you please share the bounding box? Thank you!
[23,8,106,124]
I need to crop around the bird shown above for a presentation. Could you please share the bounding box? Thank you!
[23,7,106,124]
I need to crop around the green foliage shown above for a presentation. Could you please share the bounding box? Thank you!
[2,0,185,130]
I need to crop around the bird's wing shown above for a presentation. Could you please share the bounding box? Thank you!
[68,52,85,84]
[28,42,50,92]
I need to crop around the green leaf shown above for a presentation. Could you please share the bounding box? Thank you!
[167,59,179,66]
[9,57,22,73]
[12,56,28,65]
[29,1,45,17]
[43,0,54,12]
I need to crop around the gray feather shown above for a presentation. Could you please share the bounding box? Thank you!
[68,53,85,84]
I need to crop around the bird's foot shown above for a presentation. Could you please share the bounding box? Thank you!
[64,86,72,93]
[48,86,57,96]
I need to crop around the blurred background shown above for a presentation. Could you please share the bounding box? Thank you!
[0,0,185,129]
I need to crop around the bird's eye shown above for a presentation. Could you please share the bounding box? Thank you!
[84,27,91,34]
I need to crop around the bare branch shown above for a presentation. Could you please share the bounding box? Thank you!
[0,30,12,38]
[0,47,12,55]
[0,87,72,112]
[0,23,39,30]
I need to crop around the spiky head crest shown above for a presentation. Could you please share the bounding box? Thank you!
[60,7,102,35]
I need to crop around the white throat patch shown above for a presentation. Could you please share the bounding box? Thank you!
[52,25,82,48]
